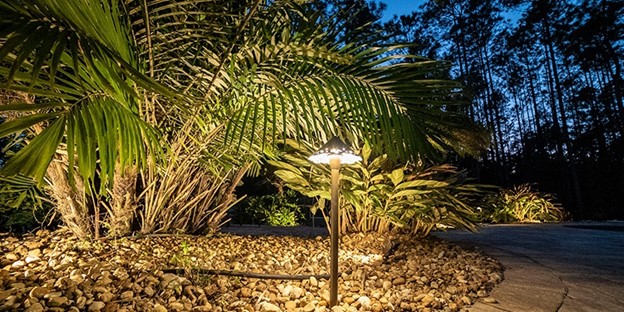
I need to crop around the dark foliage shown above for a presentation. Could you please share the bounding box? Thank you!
[316,0,623,219]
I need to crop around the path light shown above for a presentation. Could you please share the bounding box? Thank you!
[308,136,362,307]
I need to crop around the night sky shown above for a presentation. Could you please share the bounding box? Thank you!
[380,0,427,21]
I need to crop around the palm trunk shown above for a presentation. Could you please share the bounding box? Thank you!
[104,165,138,237]
[45,158,91,239]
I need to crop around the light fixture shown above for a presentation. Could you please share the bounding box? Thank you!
[308,136,361,307]
[308,136,362,165]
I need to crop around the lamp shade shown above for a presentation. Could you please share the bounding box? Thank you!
[308,136,362,165]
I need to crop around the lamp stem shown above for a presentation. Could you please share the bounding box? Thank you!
[329,157,341,307]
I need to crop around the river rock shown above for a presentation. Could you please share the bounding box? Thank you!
[25,302,44,312]
[382,280,392,290]
[169,302,184,311]
[120,290,133,301]
[28,286,49,299]
[240,287,252,298]
[99,292,114,303]
[25,256,40,264]
[0,230,502,312]
[309,276,318,287]
[12,260,26,268]
[260,302,281,312]
[357,295,372,308]
[48,296,68,307]
[392,277,406,286]
[153,304,168,312]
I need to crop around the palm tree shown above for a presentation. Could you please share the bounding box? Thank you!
[0,0,485,238]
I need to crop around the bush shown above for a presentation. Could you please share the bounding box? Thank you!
[479,184,565,223]
[268,139,483,236]
[240,190,304,226]
[0,176,52,233]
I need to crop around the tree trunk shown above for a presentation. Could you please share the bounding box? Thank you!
[104,166,138,237]
[524,54,543,136]
[545,24,584,217]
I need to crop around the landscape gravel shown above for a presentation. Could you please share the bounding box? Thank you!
[0,228,503,311]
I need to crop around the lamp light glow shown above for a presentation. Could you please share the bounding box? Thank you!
[308,136,362,164]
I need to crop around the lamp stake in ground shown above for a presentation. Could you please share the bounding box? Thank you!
[308,136,361,308]
[329,156,340,306]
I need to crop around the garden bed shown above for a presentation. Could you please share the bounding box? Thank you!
[0,228,502,311]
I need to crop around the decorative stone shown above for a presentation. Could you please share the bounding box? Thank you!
[120,290,133,301]
[483,297,498,303]
[0,290,12,301]
[285,301,297,310]
[99,292,114,303]
[12,260,26,268]
[240,287,252,298]
[291,287,304,299]
[25,256,40,264]
[309,276,318,287]
[422,294,434,306]
[382,280,392,290]
[0,229,503,312]
[357,296,372,308]
[281,285,293,297]
[144,286,155,297]
[169,302,184,311]
[25,302,44,312]
[28,286,49,299]
[153,304,168,312]
[48,296,69,307]
[43,292,62,299]
[76,296,87,309]
[460,296,472,305]
[27,249,42,258]
[392,277,406,285]
[259,302,281,312]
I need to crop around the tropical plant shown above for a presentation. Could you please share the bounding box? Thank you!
[0,0,485,238]
[479,184,565,223]
[268,139,483,236]
[239,190,303,226]
[137,127,250,235]
[0,175,52,232]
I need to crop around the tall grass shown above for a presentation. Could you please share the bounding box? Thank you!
[139,129,248,234]
[480,184,565,223]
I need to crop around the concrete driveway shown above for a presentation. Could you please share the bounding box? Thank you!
[434,223,624,312]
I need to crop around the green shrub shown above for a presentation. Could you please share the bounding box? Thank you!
[241,190,303,226]
[480,184,564,223]
[268,139,484,236]
[0,176,52,233]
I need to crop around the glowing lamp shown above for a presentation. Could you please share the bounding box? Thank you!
[308,136,362,165]
[308,136,361,307]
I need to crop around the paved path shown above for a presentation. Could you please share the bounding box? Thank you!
[434,223,624,312]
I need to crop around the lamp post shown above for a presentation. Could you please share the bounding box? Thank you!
[308,136,361,307]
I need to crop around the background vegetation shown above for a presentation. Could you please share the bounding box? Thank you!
[390,0,622,219]
[478,184,565,223]
[234,190,304,226]
[268,139,483,236]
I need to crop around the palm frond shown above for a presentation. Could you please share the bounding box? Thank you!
[0,96,159,189]
[0,0,178,186]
